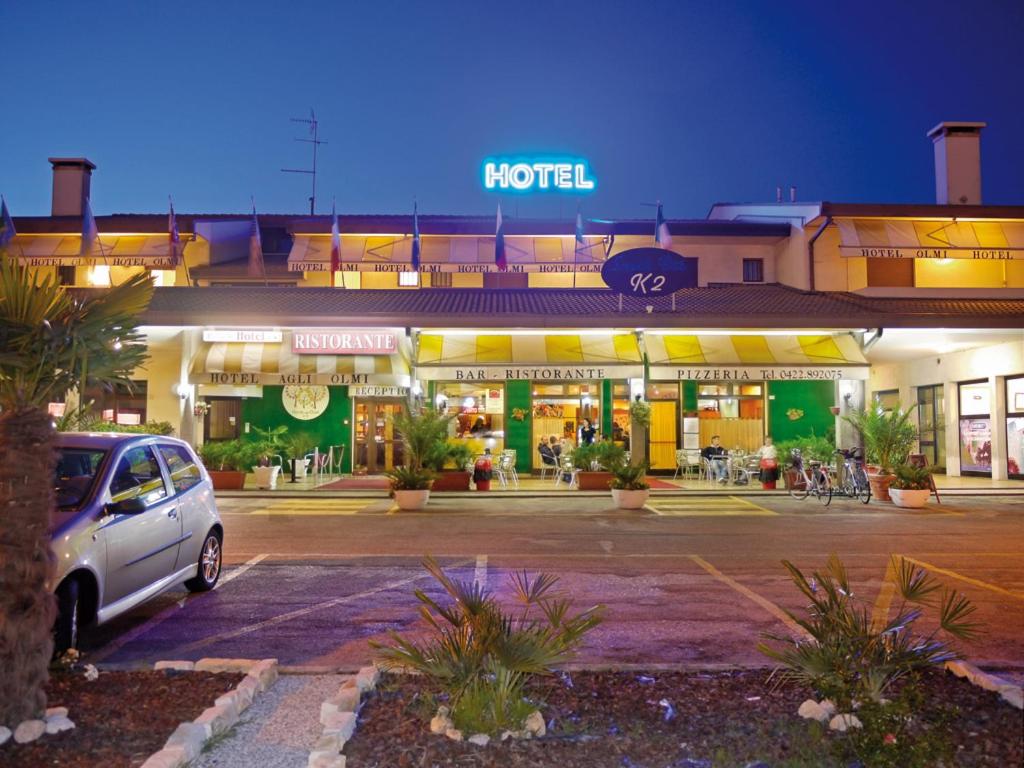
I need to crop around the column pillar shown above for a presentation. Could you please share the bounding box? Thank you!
[943,381,960,476]
[991,375,1008,481]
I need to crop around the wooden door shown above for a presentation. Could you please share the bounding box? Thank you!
[648,401,678,470]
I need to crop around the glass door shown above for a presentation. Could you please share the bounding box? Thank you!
[916,384,945,470]
[958,380,991,476]
[354,400,405,474]
[1006,376,1024,479]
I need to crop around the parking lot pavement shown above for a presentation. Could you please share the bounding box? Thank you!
[81,495,1024,671]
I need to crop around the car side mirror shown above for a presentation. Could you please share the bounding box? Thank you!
[107,497,147,515]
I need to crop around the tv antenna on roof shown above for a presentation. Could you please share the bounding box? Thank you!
[281,108,327,215]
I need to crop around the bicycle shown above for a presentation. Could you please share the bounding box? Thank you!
[787,448,832,506]
[834,447,871,504]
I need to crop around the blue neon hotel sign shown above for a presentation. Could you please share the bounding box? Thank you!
[483,156,595,193]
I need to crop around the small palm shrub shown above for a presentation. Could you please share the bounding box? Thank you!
[371,556,603,735]
[386,465,434,491]
[610,460,650,490]
[890,463,932,490]
[758,554,980,710]
[843,406,918,474]
[572,441,626,471]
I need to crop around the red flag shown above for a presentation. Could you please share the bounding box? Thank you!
[330,200,341,279]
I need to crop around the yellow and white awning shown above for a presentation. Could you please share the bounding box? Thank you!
[11,234,190,268]
[416,332,643,381]
[190,340,409,387]
[837,219,1024,260]
[646,333,868,381]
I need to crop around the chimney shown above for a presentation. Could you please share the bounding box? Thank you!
[48,157,96,216]
[927,122,985,205]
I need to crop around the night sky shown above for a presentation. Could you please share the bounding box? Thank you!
[3,0,1022,219]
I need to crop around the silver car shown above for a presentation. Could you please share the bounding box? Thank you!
[52,433,224,652]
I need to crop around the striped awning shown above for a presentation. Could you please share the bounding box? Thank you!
[416,333,643,380]
[190,340,409,386]
[837,219,1024,260]
[646,333,869,381]
[12,235,189,268]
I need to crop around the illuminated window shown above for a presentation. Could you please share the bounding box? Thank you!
[399,271,419,287]
[88,265,111,286]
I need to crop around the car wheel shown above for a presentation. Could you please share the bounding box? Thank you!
[54,578,81,654]
[185,530,223,592]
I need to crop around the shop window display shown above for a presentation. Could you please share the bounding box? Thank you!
[958,380,991,475]
[436,382,505,455]
[695,381,764,451]
[531,383,601,466]
[1006,376,1024,479]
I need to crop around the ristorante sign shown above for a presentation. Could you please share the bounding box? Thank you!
[649,366,870,381]
[416,365,643,381]
[292,329,398,355]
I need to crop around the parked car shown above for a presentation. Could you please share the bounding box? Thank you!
[51,433,224,652]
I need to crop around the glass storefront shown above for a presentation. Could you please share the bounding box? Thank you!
[958,380,992,476]
[435,382,506,456]
[696,381,765,452]
[354,400,405,473]
[916,384,945,471]
[1006,376,1024,479]
[530,382,600,466]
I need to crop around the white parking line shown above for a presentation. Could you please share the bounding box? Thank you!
[474,554,488,591]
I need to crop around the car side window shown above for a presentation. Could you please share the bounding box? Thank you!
[109,445,168,506]
[158,444,202,494]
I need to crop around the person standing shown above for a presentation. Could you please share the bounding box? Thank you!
[757,435,779,487]
[701,435,729,483]
[578,418,597,446]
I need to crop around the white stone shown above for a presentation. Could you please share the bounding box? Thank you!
[828,713,863,732]
[321,711,356,741]
[468,733,490,746]
[999,685,1023,710]
[355,665,379,692]
[14,720,46,744]
[819,699,837,716]
[320,687,360,723]
[194,658,258,673]
[164,722,208,761]
[309,755,346,768]
[247,659,279,692]
[313,731,342,752]
[155,660,195,672]
[140,745,189,768]
[500,730,515,741]
[45,706,69,718]
[430,713,453,734]
[797,699,829,722]
[524,710,546,737]
[194,703,238,736]
[44,715,75,734]
[83,664,99,681]
[445,727,463,741]
[0,726,10,746]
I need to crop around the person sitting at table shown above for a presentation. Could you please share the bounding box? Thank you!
[538,439,557,470]
[548,435,562,458]
[470,416,487,436]
[701,435,729,484]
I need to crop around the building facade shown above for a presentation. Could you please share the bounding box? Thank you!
[7,123,1024,480]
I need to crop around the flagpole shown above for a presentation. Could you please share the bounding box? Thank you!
[573,203,579,290]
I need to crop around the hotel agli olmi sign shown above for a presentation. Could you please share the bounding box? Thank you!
[292,329,398,355]
[482,157,595,192]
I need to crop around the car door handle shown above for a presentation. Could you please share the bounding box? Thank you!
[167,508,178,519]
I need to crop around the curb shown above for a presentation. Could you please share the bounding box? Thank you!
[945,660,1023,710]
[139,657,280,768]
[307,665,380,768]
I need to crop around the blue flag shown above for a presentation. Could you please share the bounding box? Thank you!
[655,202,672,249]
[495,204,507,272]
[575,209,585,250]
[80,197,99,257]
[411,202,421,271]
[0,196,15,248]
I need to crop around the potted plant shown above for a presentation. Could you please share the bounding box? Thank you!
[199,440,247,491]
[889,463,933,508]
[573,441,626,491]
[388,405,456,510]
[610,461,651,509]
[286,431,317,478]
[245,425,288,490]
[426,442,474,491]
[844,406,917,503]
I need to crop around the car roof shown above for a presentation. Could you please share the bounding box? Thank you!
[56,432,189,450]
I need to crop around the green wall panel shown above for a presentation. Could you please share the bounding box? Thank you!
[241,385,353,470]
[505,380,533,473]
[601,379,613,437]
[682,380,698,412]
[768,381,834,443]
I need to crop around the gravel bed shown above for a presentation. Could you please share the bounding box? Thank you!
[194,673,347,768]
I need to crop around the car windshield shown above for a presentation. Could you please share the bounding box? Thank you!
[55,448,107,508]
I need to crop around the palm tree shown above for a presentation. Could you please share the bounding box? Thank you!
[0,256,152,726]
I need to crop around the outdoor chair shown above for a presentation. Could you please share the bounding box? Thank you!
[538,450,558,480]
[684,450,703,479]
[672,449,687,479]
[554,454,579,488]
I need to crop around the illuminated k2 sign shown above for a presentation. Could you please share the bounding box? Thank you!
[601,248,698,296]
[482,157,596,193]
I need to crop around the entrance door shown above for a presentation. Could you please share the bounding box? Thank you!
[204,397,242,442]
[648,400,679,471]
[354,400,405,473]
[916,384,945,469]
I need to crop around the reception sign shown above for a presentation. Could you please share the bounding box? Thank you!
[601,248,697,296]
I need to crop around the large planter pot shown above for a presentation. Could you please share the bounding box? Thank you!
[208,470,246,491]
[291,457,309,478]
[431,471,472,491]
[890,488,930,508]
[577,471,614,491]
[868,472,894,503]
[611,488,650,509]
[393,489,431,511]
[783,468,803,491]
[252,465,282,490]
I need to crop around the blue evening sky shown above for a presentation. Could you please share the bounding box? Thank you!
[2,0,1022,219]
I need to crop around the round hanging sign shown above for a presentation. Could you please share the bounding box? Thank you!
[282,385,330,421]
[601,247,698,296]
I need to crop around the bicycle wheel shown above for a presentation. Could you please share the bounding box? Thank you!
[855,467,872,504]
[788,471,809,500]
[815,470,833,506]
